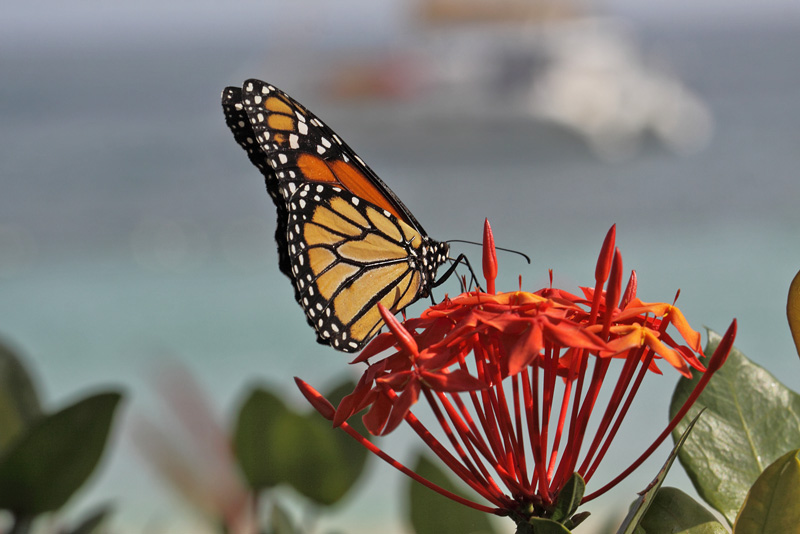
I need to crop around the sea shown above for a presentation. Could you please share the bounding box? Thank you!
[1,16,800,533]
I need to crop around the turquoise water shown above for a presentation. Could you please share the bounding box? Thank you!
[2,22,800,532]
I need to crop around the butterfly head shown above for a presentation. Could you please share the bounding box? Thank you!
[418,239,450,297]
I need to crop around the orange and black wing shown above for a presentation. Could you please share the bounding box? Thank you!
[222,86,293,276]
[222,80,450,352]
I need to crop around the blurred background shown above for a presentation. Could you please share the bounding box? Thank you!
[1,0,799,532]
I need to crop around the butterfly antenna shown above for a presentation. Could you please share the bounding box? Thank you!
[446,239,531,264]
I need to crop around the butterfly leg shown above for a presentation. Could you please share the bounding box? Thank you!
[430,254,482,303]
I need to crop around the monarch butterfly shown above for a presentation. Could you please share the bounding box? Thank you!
[221,79,457,353]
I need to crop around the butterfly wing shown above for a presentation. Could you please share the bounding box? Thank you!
[239,79,430,231]
[285,181,445,351]
[222,80,449,352]
[221,86,293,277]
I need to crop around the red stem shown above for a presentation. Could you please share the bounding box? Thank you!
[339,420,502,513]
[583,320,737,501]
[577,346,644,476]
[583,347,653,482]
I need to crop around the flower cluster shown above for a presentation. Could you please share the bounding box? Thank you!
[297,221,736,526]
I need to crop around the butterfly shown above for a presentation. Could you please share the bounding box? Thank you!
[221,79,459,353]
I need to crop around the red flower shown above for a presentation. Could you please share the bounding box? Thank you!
[297,221,736,526]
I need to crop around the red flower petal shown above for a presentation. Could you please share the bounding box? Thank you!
[381,380,420,435]
[506,324,544,376]
[421,369,486,392]
[379,303,419,357]
[295,378,335,420]
[483,219,498,295]
[363,393,394,435]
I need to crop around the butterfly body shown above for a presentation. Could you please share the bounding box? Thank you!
[222,80,449,352]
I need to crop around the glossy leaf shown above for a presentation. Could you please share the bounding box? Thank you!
[0,391,122,514]
[551,473,585,524]
[566,512,591,530]
[617,413,701,534]
[407,453,497,534]
[639,487,728,534]
[734,449,800,533]
[518,517,573,534]
[233,383,368,505]
[670,330,800,525]
[0,338,41,454]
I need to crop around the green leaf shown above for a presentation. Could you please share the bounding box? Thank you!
[0,391,122,514]
[233,383,368,506]
[288,413,360,505]
[0,338,42,454]
[407,453,497,534]
[234,387,293,490]
[670,330,800,525]
[566,512,591,530]
[551,473,585,524]
[617,413,702,534]
[639,487,728,533]
[524,517,573,533]
[516,517,573,534]
[734,449,800,533]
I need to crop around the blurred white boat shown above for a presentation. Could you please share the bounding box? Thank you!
[525,19,713,159]
[322,0,713,160]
